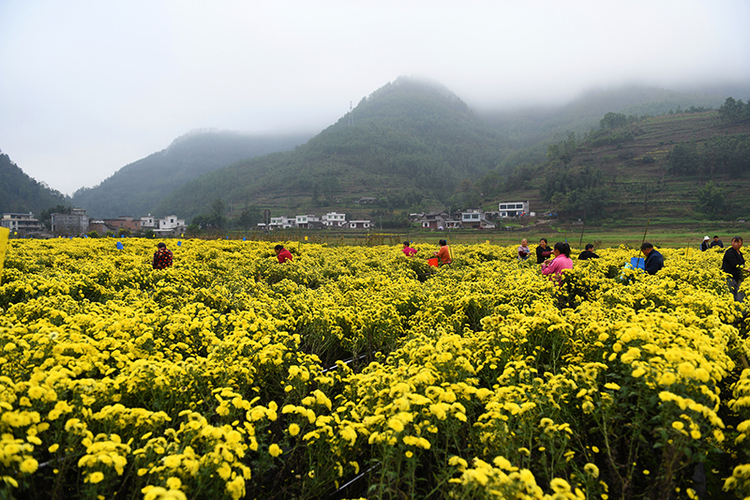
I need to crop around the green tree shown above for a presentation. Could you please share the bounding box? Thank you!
[236,205,262,229]
[696,181,725,217]
[667,142,699,175]
[211,199,226,228]
[718,97,747,123]
[600,112,627,130]
[312,182,320,206]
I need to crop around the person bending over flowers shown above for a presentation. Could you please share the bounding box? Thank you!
[402,241,417,257]
[274,244,293,263]
[541,242,573,284]
[434,239,451,266]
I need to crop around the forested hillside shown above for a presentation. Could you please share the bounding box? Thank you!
[157,78,511,219]
[479,86,733,174]
[40,77,749,226]
[0,151,69,215]
[490,98,750,224]
[71,130,312,218]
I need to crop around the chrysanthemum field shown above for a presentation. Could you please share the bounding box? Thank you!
[1,238,749,500]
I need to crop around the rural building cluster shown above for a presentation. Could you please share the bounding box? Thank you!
[2,201,530,237]
[262,201,531,231]
[1,210,187,237]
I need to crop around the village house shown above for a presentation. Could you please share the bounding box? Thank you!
[269,216,294,229]
[348,220,372,229]
[498,201,530,218]
[140,214,186,236]
[461,210,495,229]
[418,211,450,230]
[52,208,89,236]
[1,212,42,234]
[89,216,141,235]
[322,212,347,227]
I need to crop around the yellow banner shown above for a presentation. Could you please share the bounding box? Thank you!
[0,227,8,284]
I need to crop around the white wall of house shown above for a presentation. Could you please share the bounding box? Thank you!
[498,201,529,217]
[349,220,371,229]
[159,215,185,230]
[323,212,346,226]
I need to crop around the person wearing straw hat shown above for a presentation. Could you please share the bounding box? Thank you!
[700,236,711,252]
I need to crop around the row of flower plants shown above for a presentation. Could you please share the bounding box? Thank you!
[0,238,749,499]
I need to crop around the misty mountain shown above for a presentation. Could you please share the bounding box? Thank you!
[71,130,313,218]
[0,150,69,215]
[480,85,733,150]
[156,77,512,218]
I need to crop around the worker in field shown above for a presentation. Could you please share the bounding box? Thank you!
[402,241,417,257]
[274,244,293,263]
[640,242,664,275]
[152,242,173,270]
[517,239,531,261]
[711,235,724,248]
[578,243,600,260]
[536,238,553,264]
[541,242,573,283]
[701,236,711,252]
[434,239,452,266]
[722,236,748,302]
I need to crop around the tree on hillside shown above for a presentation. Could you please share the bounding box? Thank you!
[311,182,321,206]
[478,170,504,199]
[667,142,700,176]
[540,164,603,202]
[236,205,262,229]
[718,97,749,123]
[599,112,627,130]
[540,164,608,219]
[321,177,341,204]
[550,186,608,219]
[211,199,226,228]
[547,132,577,164]
[696,181,726,218]
[192,198,226,230]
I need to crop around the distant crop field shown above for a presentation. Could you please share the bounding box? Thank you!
[1,239,749,499]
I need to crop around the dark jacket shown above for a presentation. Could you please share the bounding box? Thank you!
[700,241,710,252]
[536,245,553,264]
[710,239,724,248]
[722,247,745,282]
[644,249,664,275]
[578,250,600,260]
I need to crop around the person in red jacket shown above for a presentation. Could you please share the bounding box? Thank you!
[152,242,173,269]
[274,244,293,263]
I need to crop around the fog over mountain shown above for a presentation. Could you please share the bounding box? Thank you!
[1,1,748,195]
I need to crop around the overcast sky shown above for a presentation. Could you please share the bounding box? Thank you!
[1,0,749,196]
